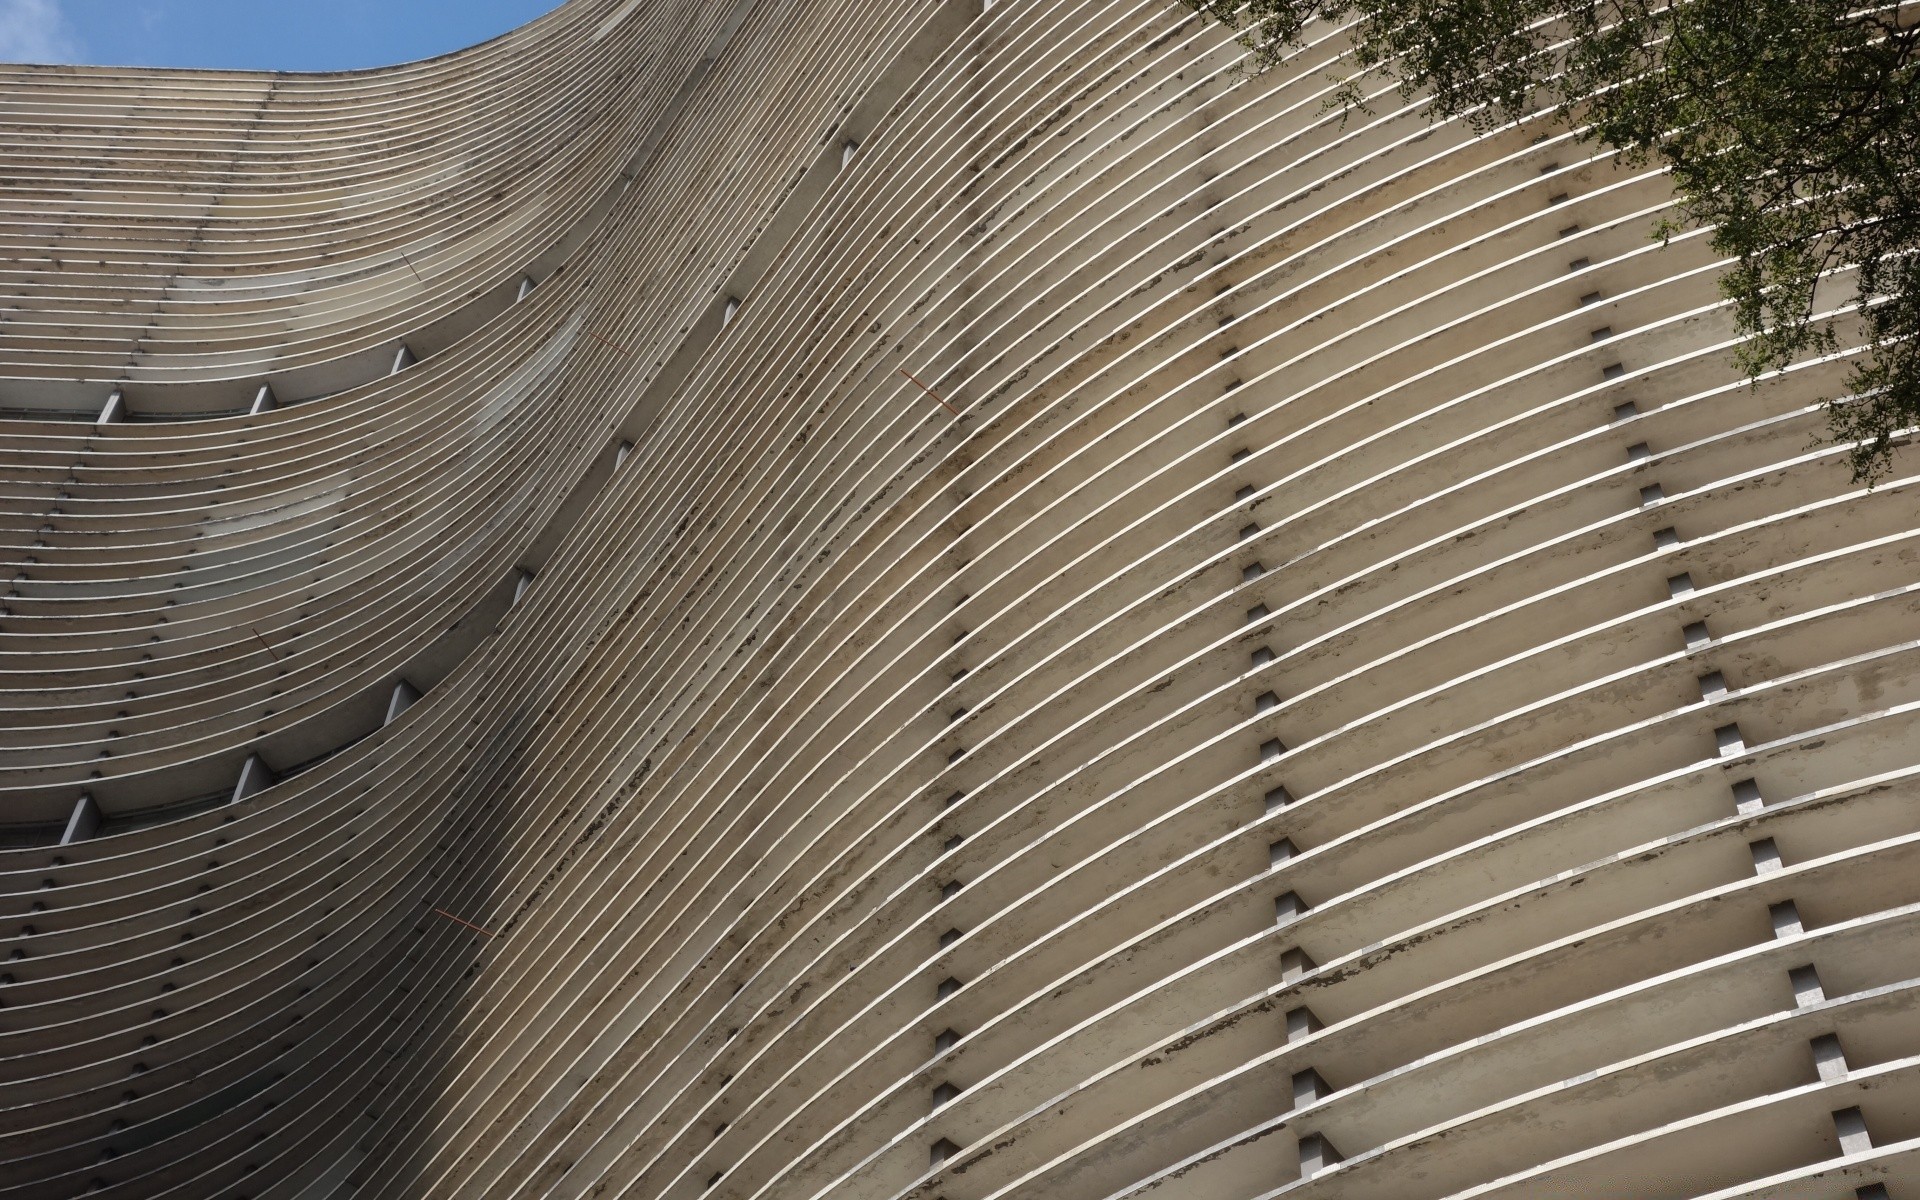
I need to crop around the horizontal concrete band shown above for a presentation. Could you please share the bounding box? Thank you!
[0,1,1914,1198]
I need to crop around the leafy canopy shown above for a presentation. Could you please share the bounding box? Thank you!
[1182,0,1920,479]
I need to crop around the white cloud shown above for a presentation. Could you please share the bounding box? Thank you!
[0,0,80,64]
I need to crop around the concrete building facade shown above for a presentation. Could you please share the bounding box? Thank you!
[0,0,1916,1196]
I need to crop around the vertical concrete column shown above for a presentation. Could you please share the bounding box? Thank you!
[1236,388,1347,1179]
[1745,807,1882,1176]
[922,508,979,1169]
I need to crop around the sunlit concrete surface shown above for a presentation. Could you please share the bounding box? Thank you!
[0,0,1915,1197]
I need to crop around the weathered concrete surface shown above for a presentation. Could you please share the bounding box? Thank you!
[0,1,1916,1198]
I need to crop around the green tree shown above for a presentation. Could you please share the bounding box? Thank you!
[1182,0,1920,480]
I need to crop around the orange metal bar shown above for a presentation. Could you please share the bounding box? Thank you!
[429,907,501,939]
[898,367,962,417]
[585,328,640,359]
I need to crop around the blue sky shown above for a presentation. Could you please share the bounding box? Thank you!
[0,0,566,71]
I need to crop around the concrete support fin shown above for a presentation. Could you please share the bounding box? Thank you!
[230,753,274,805]
[1789,964,1827,1007]
[1769,900,1804,938]
[1298,1132,1343,1177]
[1286,1006,1324,1043]
[1811,1032,1849,1081]
[1833,1106,1873,1156]
[59,792,101,845]
[1292,1068,1333,1107]
[385,679,421,725]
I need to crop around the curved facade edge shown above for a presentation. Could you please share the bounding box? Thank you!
[0,1,1916,1198]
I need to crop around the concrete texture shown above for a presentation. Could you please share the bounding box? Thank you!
[0,0,1916,1197]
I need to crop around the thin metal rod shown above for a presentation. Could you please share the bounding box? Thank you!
[429,906,501,939]
[250,627,280,662]
[585,328,640,359]
[898,367,962,417]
